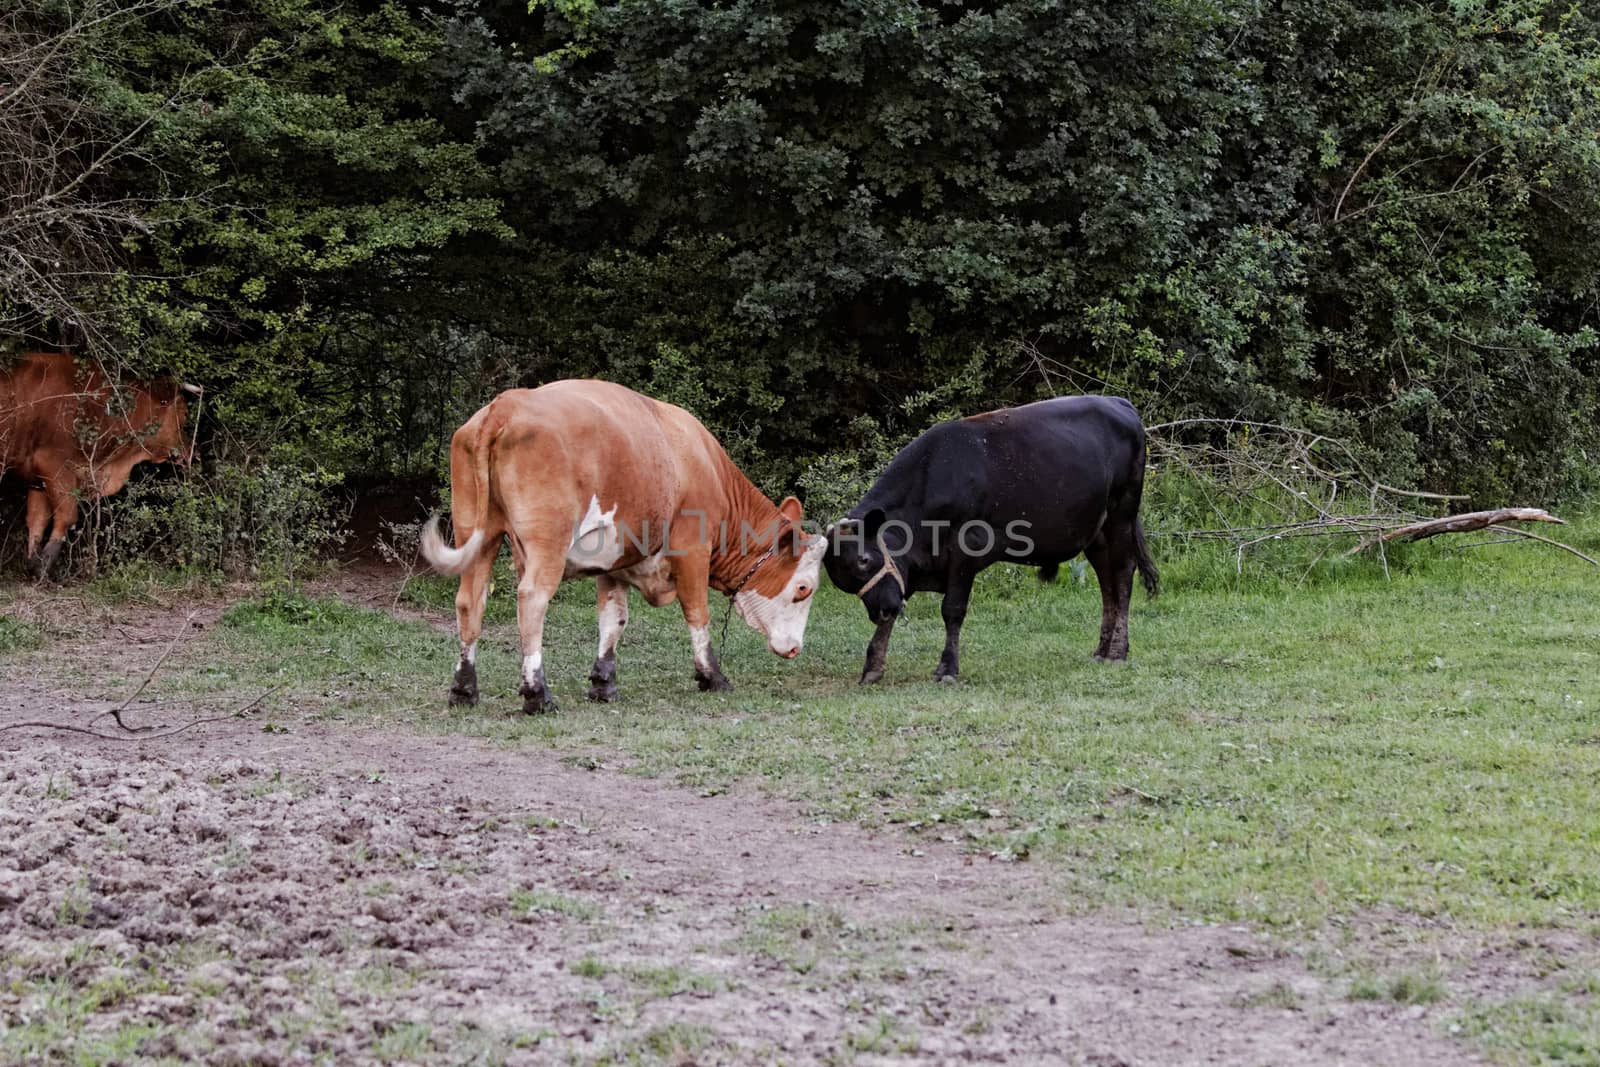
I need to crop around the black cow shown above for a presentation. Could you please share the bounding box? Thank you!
[823,395,1158,684]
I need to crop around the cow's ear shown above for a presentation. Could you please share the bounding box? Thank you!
[777,495,803,523]
[862,507,886,539]
[783,519,810,555]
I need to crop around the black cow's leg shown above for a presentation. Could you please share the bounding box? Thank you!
[587,576,627,703]
[934,571,975,683]
[1087,527,1137,661]
[1085,539,1117,660]
[1108,543,1136,661]
[860,617,896,685]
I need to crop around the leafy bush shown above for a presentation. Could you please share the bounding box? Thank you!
[99,463,347,581]
[795,416,905,524]
[10,0,1600,573]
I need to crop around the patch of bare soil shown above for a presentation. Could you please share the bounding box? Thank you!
[1,594,1487,1065]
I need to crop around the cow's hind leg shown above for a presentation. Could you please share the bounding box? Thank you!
[449,532,501,706]
[934,569,975,683]
[1085,523,1137,661]
[586,575,628,703]
[29,481,79,582]
[514,552,564,714]
[24,489,51,579]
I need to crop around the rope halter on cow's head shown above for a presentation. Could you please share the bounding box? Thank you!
[856,527,906,598]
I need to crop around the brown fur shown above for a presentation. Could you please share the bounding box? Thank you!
[421,380,820,712]
[1,352,194,577]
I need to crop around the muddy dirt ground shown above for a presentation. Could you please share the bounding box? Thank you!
[1,588,1497,1065]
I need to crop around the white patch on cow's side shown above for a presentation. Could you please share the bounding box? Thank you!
[596,587,628,659]
[565,495,624,575]
[732,536,827,658]
[521,650,544,688]
[689,624,714,674]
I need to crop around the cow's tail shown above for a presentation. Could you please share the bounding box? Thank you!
[419,403,499,577]
[1133,516,1159,599]
[420,521,483,577]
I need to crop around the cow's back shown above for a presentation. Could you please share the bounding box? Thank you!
[869,395,1145,564]
[481,379,728,538]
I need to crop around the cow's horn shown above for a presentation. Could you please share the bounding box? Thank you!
[180,382,204,395]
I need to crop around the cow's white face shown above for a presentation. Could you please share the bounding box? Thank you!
[733,535,826,658]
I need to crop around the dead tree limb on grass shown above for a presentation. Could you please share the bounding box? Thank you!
[1147,421,1595,575]
[1344,508,1564,555]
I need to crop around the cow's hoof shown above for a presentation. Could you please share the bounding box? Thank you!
[449,663,479,705]
[31,542,64,583]
[696,672,733,693]
[519,684,557,715]
[933,671,959,685]
[585,683,620,704]
[859,669,884,686]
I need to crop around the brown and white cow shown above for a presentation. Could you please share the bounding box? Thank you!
[1,351,198,578]
[419,379,826,713]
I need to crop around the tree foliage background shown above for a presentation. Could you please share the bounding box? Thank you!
[5,0,1600,521]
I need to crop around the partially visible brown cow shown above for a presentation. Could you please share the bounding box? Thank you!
[420,379,826,713]
[1,352,198,578]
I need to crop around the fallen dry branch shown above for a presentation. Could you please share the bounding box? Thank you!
[1146,419,1434,575]
[1344,508,1564,556]
[1146,421,1597,577]
[1,605,286,739]
[0,684,283,741]
[86,609,198,733]
[1487,525,1600,568]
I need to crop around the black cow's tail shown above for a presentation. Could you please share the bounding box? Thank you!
[1133,517,1159,599]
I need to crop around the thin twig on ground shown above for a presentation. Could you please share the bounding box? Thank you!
[0,683,284,741]
[86,608,198,732]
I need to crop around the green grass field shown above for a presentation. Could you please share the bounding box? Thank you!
[8,520,1600,1062]
[133,530,1600,931]
[182,530,1600,933]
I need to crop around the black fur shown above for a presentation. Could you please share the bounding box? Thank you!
[824,395,1157,683]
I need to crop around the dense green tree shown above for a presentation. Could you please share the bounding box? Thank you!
[446,0,1600,498]
[5,0,1598,512]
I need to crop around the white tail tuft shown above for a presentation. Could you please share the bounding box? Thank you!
[419,518,484,576]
